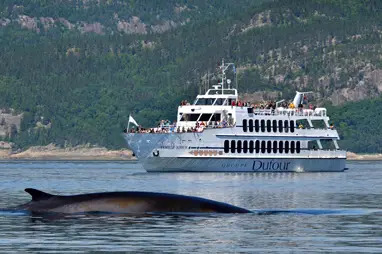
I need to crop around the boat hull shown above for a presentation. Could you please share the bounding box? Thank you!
[124,133,347,173]
[141,157,347,172]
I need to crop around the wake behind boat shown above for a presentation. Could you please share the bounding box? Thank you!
[124,60,346,172]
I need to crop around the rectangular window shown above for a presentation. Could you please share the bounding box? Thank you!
[215,98,225,105]
[267,141,272,153]
[211,114,221,122]
[261,141,266,153]
[291,141,295,153]
[243,141,248,153]
[272,120,277,132]
[273,141,277,153]
[230,140,236,153]
[224,140,230,153]
[199,114,212,121]
[237,140,242,153]
[249,120,253,132]
[243,119,247,132]
[249,141,254,153]
[255,140,260,153]
[279,141,283,153]
[296,141,301,153]
[261,120,265,132]
[284,120,289,133]
[267,120,271,132]
[180,114,200,121]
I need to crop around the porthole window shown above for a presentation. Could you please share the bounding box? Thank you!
[278,120,283,133]
[279,141,283,153]
[267,141,272,153]
[261,120,265,132]
[224,140,229,153]
[243,140,248,153]
[273,141,277,153]
[231,140,236,153]
[261,141,266,153]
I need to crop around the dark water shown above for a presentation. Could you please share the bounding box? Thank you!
[0,161,381,253]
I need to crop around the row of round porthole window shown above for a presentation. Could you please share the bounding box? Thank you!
[242,119,296,133]
[224,140,301,154]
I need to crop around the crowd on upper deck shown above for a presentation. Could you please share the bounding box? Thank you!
[125,96,329,134]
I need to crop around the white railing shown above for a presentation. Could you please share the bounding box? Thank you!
[248,108,327,117]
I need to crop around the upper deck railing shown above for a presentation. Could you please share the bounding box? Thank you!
[246,107,327,117]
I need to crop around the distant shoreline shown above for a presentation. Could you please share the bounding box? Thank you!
[0,144,135,161]
[0,145,381,161]
[346,152,382,161]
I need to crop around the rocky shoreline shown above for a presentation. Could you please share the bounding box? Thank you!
[0,143,135,160]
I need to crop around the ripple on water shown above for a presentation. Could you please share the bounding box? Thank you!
[0,161,381,253]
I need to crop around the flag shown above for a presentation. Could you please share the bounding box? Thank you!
[129,115,139,127]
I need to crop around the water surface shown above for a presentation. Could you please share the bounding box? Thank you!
[0,160,381,253]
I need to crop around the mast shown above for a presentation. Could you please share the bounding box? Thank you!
[218,58,236,92]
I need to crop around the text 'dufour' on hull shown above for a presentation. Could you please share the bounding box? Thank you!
[141,157,347,172]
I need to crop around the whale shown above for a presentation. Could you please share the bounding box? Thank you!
[15,188,251,214]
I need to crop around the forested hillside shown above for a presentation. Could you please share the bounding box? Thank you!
[0,0,381,152]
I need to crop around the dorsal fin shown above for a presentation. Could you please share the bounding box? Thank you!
[25,188,55,201]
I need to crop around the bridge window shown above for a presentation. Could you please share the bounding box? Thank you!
[284,120,289,133]
[211,113,221,122]
[214,98,225,105]
[180,114,200,121]
[255,120,259,132]
[267,141,272,153]
[243,119,248,132]
[237,140,242,153]
[273,141,278,153]
[261,120,265,132]
[243,141,248,153]
[291,141,295,153]
[195,98,215,105]
[272,120,277,132]
[230,140,236,153]
[279,141,283,153]
[255,140,260,153]
[199,113,212,121]
[224,140,229,153]
[278,120,283,133]
[267,120,271,132]
[249,119,254,132]
[290,120,295,133]
[285,141,289,153]
[296,141,301,153]
[249,141,254,153]
[261,141,266,153]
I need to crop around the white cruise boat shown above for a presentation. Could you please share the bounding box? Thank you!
[124,60,347,172]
